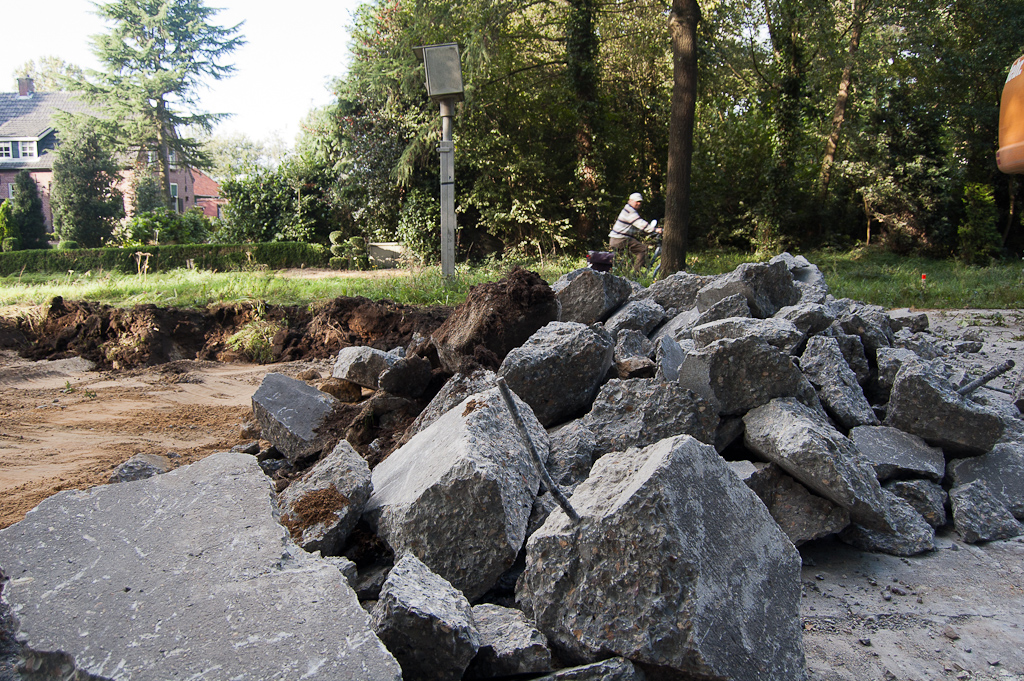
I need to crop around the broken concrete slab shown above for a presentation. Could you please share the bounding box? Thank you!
[819,324,871,386]
[401,369,496,443]
[378,353,434,397]
[800,336,879,430]
[695,259,801,318]
[365,387,545,600]
[333,345,401,389]
[774,302,836,337]
[517,435,807,680]
[884,479,947,528]
[885,362,1006,456]
[498,322,614,427]
[692,316,804,354]
[464,604,553,679]
[614,328,654,361]
[838,489,935,556]
[838,306,895,360]
[693,292,752,327]
[251,372,343,464]
[553,268,633,325]
[873,347,927,402]
[744,398,893,531]
[371,553,480,681]
[604,298,665,338]
[653,335,685,382]
[278,440,371,556]
[649,306,700,344]
[947,442,1024,519]
[108,452,172,483]
[741,462,851,545]
[849,425,946,482]
[580,378,719,456]
[0,452,402,680]
[641,271,714,311]
[948,481,1023,543]
[546,420,598,488]
[678,336,822,417]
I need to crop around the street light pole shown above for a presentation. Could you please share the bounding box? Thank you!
[414,43,464,279]
[439,98,456,277]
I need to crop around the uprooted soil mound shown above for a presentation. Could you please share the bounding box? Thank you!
[7,295,452,370]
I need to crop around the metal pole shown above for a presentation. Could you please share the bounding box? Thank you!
[439,98,456,277]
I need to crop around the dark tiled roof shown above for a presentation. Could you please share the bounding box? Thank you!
[0,92,95,138]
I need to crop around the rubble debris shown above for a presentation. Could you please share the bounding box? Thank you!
[371,553,480,681]
[838,489,935,556]
[744,398,893,532]
[948,480,1023,543]
[947,442,1024,519]
[251,372,344,463]
[333,345,400,389]
[498,322,614,427]
[0,452,402,680]
[517,435,807,680]
[850,425,946,482]
[553,268,633,325]
[365,387,545,600]
[108,452,172,483]
[884,479,948,528]
[604,297,666,337]
[464,604,553,679]
[800,336,879,429]
[278,440,371,555]
[696,259,801,318]
[739,462,851,545]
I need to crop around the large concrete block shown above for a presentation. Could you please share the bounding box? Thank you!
[251,372,343,463]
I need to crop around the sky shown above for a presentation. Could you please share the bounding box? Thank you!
[4,0,366,147]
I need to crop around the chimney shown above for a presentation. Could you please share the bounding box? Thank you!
[18,77,35,98]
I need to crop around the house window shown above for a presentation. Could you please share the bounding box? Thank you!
[0,142,11,158]
[20,141,37,158]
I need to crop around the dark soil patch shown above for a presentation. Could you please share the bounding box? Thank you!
[6,295,452,370]
[281,487,351,540]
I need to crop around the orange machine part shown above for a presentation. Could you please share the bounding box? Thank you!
[998,54,1024,174]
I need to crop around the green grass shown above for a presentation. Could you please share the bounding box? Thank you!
[0,249,1020,311]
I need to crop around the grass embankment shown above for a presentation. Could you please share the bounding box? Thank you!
[0,248,1020,311]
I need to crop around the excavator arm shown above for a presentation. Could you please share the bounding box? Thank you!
[998,54,1024,174]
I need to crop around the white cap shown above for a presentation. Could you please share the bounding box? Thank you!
[629,192,643,202]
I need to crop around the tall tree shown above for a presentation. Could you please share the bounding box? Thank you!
[9,171,49,249]
[50,117,125,248]
[661,0,701,275]
[75,0,244,208]
[11,57,84,92]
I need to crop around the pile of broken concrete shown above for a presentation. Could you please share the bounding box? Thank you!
[2,255,1022,681]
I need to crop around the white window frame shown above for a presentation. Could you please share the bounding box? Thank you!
[0,141,12,158]
[19,141,37,158]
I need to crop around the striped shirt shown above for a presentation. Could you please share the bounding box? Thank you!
[608,203,653,239]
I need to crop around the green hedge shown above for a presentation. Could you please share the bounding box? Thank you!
[0,242,329,276]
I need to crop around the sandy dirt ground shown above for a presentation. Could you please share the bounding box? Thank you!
[0,305,1022,680]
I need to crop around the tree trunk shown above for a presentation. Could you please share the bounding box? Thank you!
[567,0,601,245]
[662,0,700,276]
[819,2,866,197]
[155,99,173,210]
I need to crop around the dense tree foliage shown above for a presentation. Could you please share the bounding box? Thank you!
[223,0,1024,263]
[10,57,84,92]
[50,117,126,248]
[9,171,49,249]
[72,0,244,209]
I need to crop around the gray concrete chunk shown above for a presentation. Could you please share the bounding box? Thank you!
[108,452,172,483]
[401,369,496,443]
[553,268,633,324]
[333,345,401,389]
[678,336,822,417]
[371,553,480,681]
[692,316,804,354]
[534,658,646,680]
[365,388,545,600]
[498,322,614,426]
[744,398,893,532]
[884,479,947,528]
[850,425,946,482]
[695,259,801,318]
[604,298,665,337]
[0,452,402,681]
[800,336,879,429]
[947,442,1024,519]
[643,271,714,311]
[693,292,751,327]
[839,489,935,556]
[517,435,807,680]
[774,302,836,337]
[580,378,719,455]
[742,462,851,545]
[251,372,343,463]
[949,481,1023,543]
[278,440,371,556]
[465,604,553,679]
[885,362,1005,456]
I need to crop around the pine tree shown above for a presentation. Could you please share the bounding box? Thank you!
[10,170,49,249]
[73,0,244,209]
[50,117,125,248]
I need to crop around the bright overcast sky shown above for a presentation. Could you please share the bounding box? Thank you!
[3,0,366,147]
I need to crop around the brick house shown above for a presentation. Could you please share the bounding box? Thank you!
[0,77,223,232]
